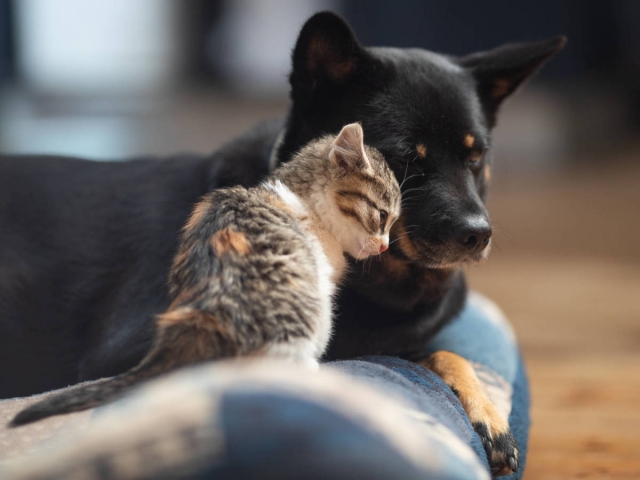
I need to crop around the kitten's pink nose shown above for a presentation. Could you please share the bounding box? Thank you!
[379,243,388,253]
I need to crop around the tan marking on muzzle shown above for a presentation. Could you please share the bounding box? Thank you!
[393,218,420,260]
[382,252,410,279]
[484,166,491,183]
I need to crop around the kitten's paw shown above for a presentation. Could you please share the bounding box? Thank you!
[472,419,519,476]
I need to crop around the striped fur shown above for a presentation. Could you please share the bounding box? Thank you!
[10,123,400,427]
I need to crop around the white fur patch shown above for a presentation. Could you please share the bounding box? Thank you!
[308,236,335,355]
[263,180,307,217]
[263,178,336,361]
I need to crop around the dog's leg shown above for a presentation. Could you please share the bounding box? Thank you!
[419,350,518,476]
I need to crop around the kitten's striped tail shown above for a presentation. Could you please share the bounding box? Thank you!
[10,309,230,428]
[8,354,170,428]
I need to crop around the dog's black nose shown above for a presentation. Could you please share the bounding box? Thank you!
[453,216,492,253]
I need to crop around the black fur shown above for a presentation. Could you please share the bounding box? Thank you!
[473,422,520,475]
[0,12,564,397]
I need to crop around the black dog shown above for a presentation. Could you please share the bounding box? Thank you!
[0,11,563,472]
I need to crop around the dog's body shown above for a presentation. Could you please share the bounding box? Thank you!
[0,12,563,474]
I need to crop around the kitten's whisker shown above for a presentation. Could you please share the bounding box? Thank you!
[400,172,423,190]
[401,187,426,197]
[389,234,410,246]
[400,161,410,189]
[357,244,367,268]
[401,193,428,204]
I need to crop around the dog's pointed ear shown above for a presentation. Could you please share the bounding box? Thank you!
[290,12,364,101]
[459,36,567,125]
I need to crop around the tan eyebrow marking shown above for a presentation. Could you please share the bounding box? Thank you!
[416,143,427,159]
[464,134,475,149]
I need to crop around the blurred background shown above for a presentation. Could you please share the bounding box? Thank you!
[0,1,638,478]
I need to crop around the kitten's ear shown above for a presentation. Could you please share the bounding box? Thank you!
[459,36,566,126]
[290,12,365,101]
[330,123,369,172]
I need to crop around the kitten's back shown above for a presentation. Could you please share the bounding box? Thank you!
[170,186,326,352]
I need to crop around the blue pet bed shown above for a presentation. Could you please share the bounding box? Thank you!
[1,292,528,480]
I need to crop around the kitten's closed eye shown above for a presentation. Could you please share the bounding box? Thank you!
[379,210,388,230]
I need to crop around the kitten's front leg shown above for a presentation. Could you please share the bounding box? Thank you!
[419,351,518,476]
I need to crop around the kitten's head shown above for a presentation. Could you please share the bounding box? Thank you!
[324,123,401,259]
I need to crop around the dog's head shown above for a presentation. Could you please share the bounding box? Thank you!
[278,12,565,269]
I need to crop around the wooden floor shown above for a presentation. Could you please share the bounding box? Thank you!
[467,156,640,480]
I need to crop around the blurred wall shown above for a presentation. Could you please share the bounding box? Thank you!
[14,0,185,95]
[0,0,638,164]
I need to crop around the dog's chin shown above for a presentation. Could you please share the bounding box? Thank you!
[395,236,492,270]
[412,247,490,270]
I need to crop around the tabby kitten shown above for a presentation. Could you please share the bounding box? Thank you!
[10,123,401,427]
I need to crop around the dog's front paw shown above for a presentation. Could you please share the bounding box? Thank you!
[420,351,519,476]
[472,420,519,476]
